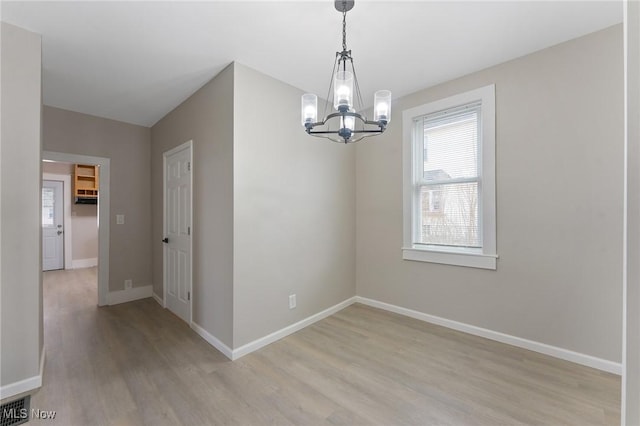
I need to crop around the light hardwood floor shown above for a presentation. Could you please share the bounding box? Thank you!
[27,268,620,425]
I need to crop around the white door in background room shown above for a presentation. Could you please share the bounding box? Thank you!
[42,180,64,271]
[163,141,192,324]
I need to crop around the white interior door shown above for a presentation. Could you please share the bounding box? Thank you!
[163,142,192,324]
[42,180,64,271]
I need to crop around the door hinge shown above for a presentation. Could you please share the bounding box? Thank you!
[187,162,191,171]
[188,226,191,236]
[188,291,190,301]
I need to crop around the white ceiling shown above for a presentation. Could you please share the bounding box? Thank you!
[1,1,623,127]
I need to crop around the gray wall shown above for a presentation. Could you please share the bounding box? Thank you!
[355,25,623,363]
[71,205,98,261]
[42,106,151,291]
[625,0,640,423]
[151,64,235,347]
[232,63,356,347]
[0,22,43,391]
[150,62,356,349]
[42,161,72,175]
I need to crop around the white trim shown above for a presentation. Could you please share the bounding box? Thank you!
[231,296,357,360]
[42,173,72,270]
[163,140,193,325]
[107,285,153,306]
[42,151,110,306]
[402,247,497,270]
[152,291,164,307]
[0,349,45,400]
[622,3,629,422]
[71,257,98,269]
[191,322,234,360]
[356,297,621,375]
[189,294,621,375]
[191,297,358,361]
[622,1,640,422]
[402,84,497,269]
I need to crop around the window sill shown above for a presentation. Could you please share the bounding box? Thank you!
[402,246,497,270]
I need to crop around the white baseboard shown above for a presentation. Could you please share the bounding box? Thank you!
[191,322,234,360]
[191,297,357,361]
[107,285,152,306]
[232,296,357,360]
[152,292,164,307]
[0,348,45,400]
[187,294,621,375]
[355,296,622,375]
[71,257,98,269]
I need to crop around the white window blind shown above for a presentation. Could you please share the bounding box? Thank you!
[415,103,481,248]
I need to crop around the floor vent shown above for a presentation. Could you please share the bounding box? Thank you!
[0,395,30,426]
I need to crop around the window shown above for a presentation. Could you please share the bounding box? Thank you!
[402,85,497,269]
[42,187,55,227]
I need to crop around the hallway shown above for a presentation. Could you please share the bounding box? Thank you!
[35,268,229,425]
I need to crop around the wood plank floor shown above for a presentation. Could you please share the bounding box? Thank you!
[26,268,620,425]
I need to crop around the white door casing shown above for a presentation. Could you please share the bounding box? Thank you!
[42,180,64,271]
[163,141,193,324]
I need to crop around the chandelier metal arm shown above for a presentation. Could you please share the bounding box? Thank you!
[304,110,388,144]
[321,54,340,119]
[307,130,386,135]
[306,131,382,144]
[349,57,366,114]
[304,111,387,129]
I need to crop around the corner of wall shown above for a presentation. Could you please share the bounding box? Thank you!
[150,61,235,350]
[231,63,356,348]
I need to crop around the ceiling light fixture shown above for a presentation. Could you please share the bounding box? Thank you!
[301,0,391,144]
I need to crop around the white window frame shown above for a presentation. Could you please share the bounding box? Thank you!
[402,84,497,270]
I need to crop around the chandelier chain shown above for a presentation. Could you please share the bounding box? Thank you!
[342,8,347,52]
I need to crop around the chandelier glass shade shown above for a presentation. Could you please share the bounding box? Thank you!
[301,0,391,144]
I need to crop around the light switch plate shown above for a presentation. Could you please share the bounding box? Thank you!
[116,214,125,225]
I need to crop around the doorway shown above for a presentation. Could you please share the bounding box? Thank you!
[42,151,110,306]
[42,179,64,271]
[163,140,193,324]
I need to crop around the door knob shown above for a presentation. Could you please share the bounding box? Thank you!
[57,230,63,235]
[162,238,169,243]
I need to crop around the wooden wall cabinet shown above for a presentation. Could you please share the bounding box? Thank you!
[74,164,99,203]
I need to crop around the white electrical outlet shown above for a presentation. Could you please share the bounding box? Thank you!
[116,214,125,225]
[289,294,296,309]
[124,279,132,290]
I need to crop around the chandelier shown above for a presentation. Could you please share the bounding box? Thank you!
[301,0,391,144]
